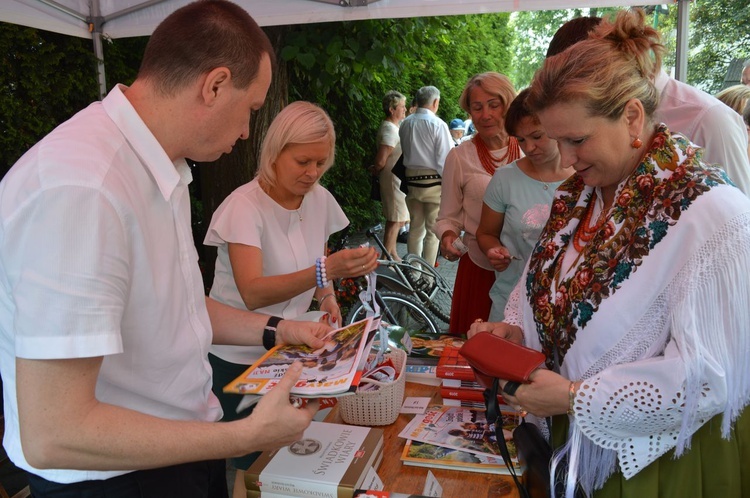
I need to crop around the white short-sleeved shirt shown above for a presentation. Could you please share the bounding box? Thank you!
[204,179,348,365]
[398,108,453,176]
[0,85,220,483]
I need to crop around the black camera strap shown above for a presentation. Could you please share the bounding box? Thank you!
[484,378,530,498]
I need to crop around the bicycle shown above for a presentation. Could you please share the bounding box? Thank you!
[330,227,445,334]
[359,225,453,324]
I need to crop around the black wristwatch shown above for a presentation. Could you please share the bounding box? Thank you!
[263,316,283,350]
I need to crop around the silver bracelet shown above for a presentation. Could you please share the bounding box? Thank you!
[319,293,337,306]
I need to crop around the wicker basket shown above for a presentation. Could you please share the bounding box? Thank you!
[339,348,407,426]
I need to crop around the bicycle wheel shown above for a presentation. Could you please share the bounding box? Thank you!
[345,291,441,334]
[402,254,453,323]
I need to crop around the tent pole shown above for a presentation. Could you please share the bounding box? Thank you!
[674,0,690,82]
[90,0,107,99]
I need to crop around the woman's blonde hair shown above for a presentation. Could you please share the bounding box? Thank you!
[256,101,336,189]
[528,9,664,122]
[459,72,517,115]
[715,85,750,115]
[382,90,406,117]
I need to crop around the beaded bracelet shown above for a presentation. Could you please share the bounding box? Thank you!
[567,381,577,415]
[315,256,329,289]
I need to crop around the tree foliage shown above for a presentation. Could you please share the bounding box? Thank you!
[283,14,513,233]
[0,24,98,176]
[688,0,750,93]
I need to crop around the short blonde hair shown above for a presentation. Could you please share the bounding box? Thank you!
[382,91,406,117]
[716,85,750,115]
[256,101,336,189]
[528,9,663,123]
[459,72,517,115]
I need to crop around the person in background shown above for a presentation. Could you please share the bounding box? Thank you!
[0,2,331,497]
[744,100,750,156]
[476,88,574,321]
[742,59,750,86]
[398,85,453,267]
[204,101,378,498]
[435,73,521,335]
[471,10,750,496]
[371,91,409,260]
[716,84,750,115]
[548,15,750,196]
[449,118,466,146]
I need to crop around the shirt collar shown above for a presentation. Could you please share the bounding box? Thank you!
[415,107,436,117]
[102,84,191,201]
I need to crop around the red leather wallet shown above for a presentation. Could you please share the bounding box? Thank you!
[458,332,546,389]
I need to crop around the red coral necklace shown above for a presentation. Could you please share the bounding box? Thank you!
[573,191,609,253]
[473,134,521,176]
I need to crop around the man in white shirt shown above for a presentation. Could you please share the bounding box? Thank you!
[0,2,328,497]
[398,86,453,266]
[547,15,750,196]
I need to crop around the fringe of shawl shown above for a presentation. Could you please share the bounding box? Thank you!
[553,212,750,497]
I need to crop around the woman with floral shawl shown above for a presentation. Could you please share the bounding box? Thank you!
[470,9,750,497]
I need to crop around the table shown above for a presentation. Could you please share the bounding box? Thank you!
[324,382,521,498]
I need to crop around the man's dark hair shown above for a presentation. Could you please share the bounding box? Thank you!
[138,0,275,96]
[546,16,603,58]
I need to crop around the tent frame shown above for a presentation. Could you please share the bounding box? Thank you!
[11,0,694,99]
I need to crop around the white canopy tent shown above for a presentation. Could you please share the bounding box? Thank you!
[1,0,691,98]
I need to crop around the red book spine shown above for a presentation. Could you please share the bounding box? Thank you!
[439,386,486,403]
[435,346,477,381]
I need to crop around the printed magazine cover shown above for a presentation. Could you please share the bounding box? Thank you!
[400,439,510,475]
[385,327,465,364]
[398,405,520,461]
[224,317,375,398]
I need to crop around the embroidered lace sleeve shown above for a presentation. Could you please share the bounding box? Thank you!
[503,278,523,328]
[572,212,750,479]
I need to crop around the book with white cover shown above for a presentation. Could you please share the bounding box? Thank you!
[245,421,384,498]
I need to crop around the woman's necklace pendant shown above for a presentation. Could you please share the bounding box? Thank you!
[543,184,549,190]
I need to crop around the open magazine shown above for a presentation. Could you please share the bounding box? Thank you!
[398,405,521,462]
[224,317,376,398]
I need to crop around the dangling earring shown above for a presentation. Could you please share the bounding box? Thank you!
[631,137,643,149]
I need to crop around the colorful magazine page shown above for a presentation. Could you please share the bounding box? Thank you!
[398,405,520,461]
[400,439,510,475]
[385,327,465,365]
[223,317,375,398]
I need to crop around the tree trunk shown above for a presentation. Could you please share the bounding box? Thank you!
[192,26,289,291]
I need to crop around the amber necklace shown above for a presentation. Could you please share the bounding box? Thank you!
[572,191,609,253]
[473,134,521,176]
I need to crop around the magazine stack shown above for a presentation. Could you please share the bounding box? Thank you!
[396,405,521,475]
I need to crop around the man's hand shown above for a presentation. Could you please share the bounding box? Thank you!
[240,362,318,452]
[276,320,330,349]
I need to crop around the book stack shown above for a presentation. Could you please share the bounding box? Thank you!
[245,421,384,498]
[435,346,489,409]
[397,405,521,475]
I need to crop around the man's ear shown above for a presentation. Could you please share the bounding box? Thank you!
[623,98,646,138]
[200,67,232,105]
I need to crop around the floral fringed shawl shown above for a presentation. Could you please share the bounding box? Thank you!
[516,125,750,496]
